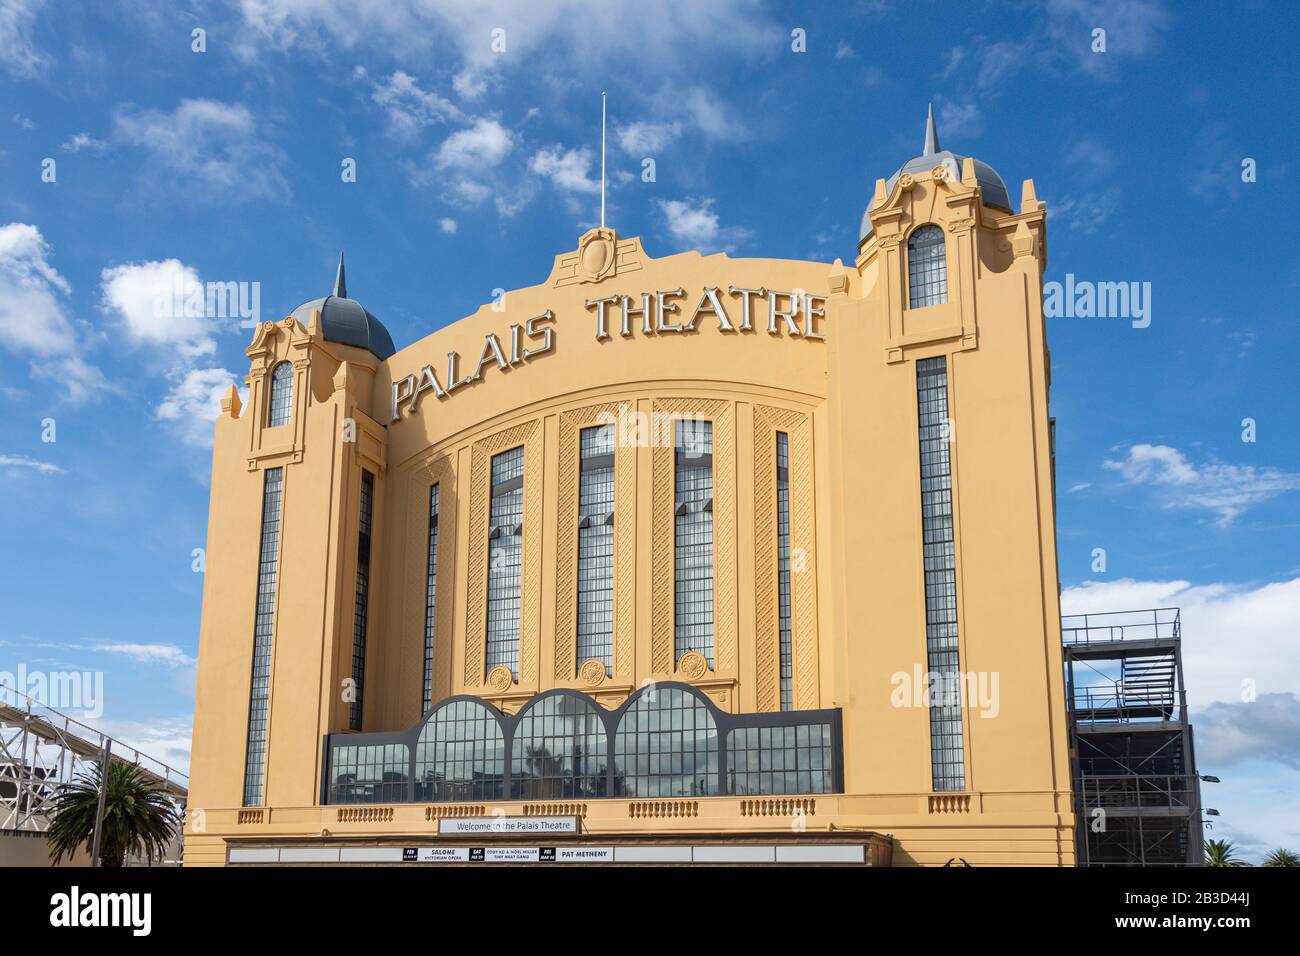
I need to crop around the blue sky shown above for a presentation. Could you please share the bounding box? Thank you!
[1,1,1296,860]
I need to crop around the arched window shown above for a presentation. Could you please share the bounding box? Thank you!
[510,693,608,799]
[907,224,948,308]
[267,361,293,427]
[613,685,719,798]
[413,698,505,801]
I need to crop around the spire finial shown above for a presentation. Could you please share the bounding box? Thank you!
[923,101,940,156]
[333,251,347,298]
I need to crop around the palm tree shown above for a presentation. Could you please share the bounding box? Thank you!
[46,761,181,867]
[1204,839,1246,867]
[1263,848,1300,867]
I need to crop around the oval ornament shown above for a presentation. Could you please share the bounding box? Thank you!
[579,658,606,686]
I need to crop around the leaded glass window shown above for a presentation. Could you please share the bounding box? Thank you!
[674,419,714,665]
[776,432,794,711]
[510,694,609,799]
[414,699,506,801]
[613,685,719,797]
[726,722,834,796]
[329,743,408,804]
[916,356,965,791]
[485,447,524,679]
[576,425,615,672]
[267,361,293,427]
[908,224,948,308]
[242,466,283,806]
[348,470,374,731]
[422,484,440,715]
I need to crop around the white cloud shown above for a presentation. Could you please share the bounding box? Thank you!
[932,95,983,140]
[1047,188,1120,235]
[0,222,73,355]
[528,145,599,194]
[59,132,108,153]
[11,112,35,129]
[616,120,683,156]
[30,354,115,403]
[94,642,196,669]
[657,197,751,254]
[452,69,488,100]
[0,454,63,475]
[0,0,49,79]
[370,70,462,140]
[834,41,853,60]
[155,367,243,448]
[433,117,514,170]
[113,98,291,202]
[1103,443,1300,525]
[1044,0,1170,78]
[233,0,776,77]
[85,715,194,772]
[438,217,458,234]
[100,259,216,361]
[0,222,111,402]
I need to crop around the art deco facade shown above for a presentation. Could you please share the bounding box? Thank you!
[185,111,1075,866]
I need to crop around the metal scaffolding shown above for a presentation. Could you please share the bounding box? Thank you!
[1063,608,1205,866]
[0,687,187,841]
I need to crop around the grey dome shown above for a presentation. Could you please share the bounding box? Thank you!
[860,104,1012,241]
[289,254,396,360]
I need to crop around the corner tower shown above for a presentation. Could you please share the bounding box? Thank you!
[824,106,1071,862]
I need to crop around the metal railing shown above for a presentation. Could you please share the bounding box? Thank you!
[1076,773,1197,813]
[1072,686,1185,723]
[1061,607,1181,646]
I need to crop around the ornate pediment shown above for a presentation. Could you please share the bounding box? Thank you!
[549,228,645,287]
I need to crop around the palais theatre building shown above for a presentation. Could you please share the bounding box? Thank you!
[186,111,1075,866]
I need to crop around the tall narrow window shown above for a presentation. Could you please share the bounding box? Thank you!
[267,361,293,427]
[576,425,615,672]
[776,432,794,711]
[485,447,524,679]
[422,483,440,714]
[242,466,283,806]
[907,224,948,308]
[916,356,965,791]
[674,419,714,666]
[348,470,374,731]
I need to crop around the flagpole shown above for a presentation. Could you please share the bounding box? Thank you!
[600,91,607,229]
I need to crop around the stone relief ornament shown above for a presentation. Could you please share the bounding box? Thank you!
[579,658,606,687]
[486,665,514,693]
[677,651,709,681]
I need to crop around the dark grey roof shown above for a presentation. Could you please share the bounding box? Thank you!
[288,253,396,360]
[861,104,1013,241]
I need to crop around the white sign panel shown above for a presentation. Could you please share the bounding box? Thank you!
[555,846,615,863]
[437,816,578,835]
[483,847,542,863]
[403,847,472,862]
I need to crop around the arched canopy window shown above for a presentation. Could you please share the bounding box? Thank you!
[510,692,609,800]
[267,361,293,427]
[613,684,719,798]
[414,698,505,801]
[907,224,948,308]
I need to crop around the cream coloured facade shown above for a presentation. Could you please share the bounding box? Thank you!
[186,113,1074,866]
